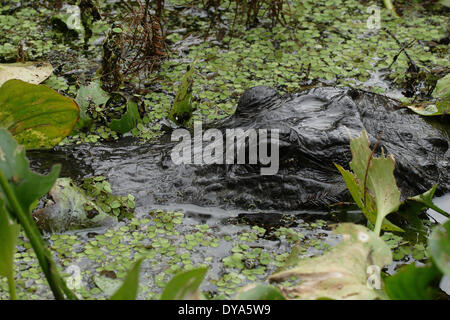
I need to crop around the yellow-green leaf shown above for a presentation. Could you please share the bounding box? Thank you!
[0,79,80,150]
[407,74,450,116]
[335,164,403,232]
[335,131,403,234]
[433,73,450,100]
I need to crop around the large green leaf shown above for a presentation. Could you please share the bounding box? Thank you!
[336,164,402,232]
[110,259,144,300]
[0,79,80,150]
[0,199,20,299]
[0,62,53,86]
[269,223,392,300]
[235,284,285,300]
[161,267,208,300]
[384,263,441,300]
[0,128,60,213]
[429,220,450,277]
[335,131,403,234]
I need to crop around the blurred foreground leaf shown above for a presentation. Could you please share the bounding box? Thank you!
[269,223,392,300]
[110,259,144,300]
[384,263,441,300]
[429,220,450,277]
[0,199,20,299]
[161,267,208,300]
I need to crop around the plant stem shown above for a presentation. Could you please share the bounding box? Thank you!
[0,169,77,300]
[374,216,382,236]
[7,274,17,300]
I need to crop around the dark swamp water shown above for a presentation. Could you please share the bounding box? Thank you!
[24,86,450,298]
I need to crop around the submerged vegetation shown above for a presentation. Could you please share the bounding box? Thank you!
[0,0,449,301]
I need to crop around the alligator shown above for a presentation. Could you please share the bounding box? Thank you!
[29,86,449,211]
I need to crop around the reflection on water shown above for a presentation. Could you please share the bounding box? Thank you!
[427,193,450,224]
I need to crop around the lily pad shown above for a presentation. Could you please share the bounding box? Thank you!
[0,80,80,150]
[0,62,53,86]
[75,81,110,110]
[269,223,392,300]
[33,178,117,233]
[94,275,122,297]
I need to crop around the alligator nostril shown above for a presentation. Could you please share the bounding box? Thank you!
[347,89,361,100]
[426,138,449,152]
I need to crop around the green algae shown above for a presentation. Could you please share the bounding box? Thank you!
[1,0,448,143]
[0,210,340,300]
